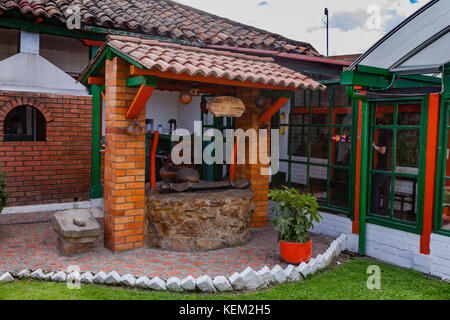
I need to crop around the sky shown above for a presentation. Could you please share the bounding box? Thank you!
[173,0,429,56]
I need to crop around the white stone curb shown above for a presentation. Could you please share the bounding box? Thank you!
[1,234,350,292]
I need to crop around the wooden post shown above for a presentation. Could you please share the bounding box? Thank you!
[420,93,440,254]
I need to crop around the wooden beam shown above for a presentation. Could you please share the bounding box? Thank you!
[130,65,298,91]
[80,39,105,47]
[156,82,235,95]
[420,93,440,254]
[88,77,105,85]
[149,131,159,191]
[126,84,155,119]
[258,96,290,124]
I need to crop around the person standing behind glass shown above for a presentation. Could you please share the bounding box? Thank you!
[371,126,392,216]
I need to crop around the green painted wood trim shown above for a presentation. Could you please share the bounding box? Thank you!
[358,100,370,255]
[109,47,145,69]
[356,65,392,76]
[89,85,103,199]
[349,99,359,221]
[341,70,392,88]
[126,76,158,87]
[0,17,105,41]
[80,47,109,83]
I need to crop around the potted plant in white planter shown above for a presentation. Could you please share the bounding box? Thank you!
[269,187,321,264]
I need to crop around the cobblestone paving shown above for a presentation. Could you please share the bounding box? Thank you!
[0,211,334,278]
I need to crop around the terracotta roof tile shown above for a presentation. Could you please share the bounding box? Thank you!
[0,0,320,56]
[98,35,325,90]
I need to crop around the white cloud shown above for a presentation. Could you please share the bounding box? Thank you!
[173,0,429,55]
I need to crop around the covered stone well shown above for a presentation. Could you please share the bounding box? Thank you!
[146,188,255,251]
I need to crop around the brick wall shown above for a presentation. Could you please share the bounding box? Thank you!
[235,87,271,228]
[103,56,146,252]
[0,91,92,206]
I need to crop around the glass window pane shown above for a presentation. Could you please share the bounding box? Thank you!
[320,87,331,107]
[331,127,351,166]
[374,104,394,125]
[294,89,305,107]
[443,129,450,178]
[290,163,308,193]
[442,179,450,230]
[334,107,352,125]
[310,127,329,160]
[311,108,329,124]
[370,172,392,216]
[395,129,420,170]
[398,104,421,126]
[393,176,418,223]
[333,85,350,106]
[311,90,320,107]
[309,165,327,204]
[329,168,349,208]
[372,128,393,171]
[290,117,308,157]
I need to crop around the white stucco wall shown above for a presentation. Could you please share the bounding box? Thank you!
[145,90,201,133]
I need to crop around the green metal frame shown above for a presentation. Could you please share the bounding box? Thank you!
[126,76,158,87]
[89,85,103,199]
[342,65,441,90]
[433,64,450,236]
[275,82,357,217]
[365,97,428,235]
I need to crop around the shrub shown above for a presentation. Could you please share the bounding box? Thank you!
[0,165,7,212]
[269,187,321,243]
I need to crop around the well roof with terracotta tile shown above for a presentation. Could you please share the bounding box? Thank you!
[0,0,319,56]
[81,35,325,91]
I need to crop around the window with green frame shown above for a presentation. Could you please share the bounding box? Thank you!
[435,95,450,235]
[367,98,427,233]
[275,83,356,216]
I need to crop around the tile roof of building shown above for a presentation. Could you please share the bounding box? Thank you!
[81,35,325,91]
[0,0,320,56]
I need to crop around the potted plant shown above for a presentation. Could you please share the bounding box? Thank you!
[269,187,321,264]
[0,165,7,213]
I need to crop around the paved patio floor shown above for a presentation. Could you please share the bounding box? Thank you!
[0,211,335,278]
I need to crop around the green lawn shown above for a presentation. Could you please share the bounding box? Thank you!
[0,259,448,300]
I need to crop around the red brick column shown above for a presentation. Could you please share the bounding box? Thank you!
[235,88,271,228]
[103,57,146,252]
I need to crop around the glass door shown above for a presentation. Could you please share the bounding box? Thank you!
[367,99,426,232]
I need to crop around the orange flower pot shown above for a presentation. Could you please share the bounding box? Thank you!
[279,240,312,264]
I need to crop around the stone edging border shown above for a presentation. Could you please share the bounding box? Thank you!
[0,234,348,293]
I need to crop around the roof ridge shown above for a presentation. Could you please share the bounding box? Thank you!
[0,0,321,56]
[107,35,276,63]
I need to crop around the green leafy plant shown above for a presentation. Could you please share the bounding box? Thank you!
[0,165,7,212]
[269,187,321,243]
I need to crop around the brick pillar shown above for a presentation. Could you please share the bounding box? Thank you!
[103,57,146,252]
[235,88,271,228]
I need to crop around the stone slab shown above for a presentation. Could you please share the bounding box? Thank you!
[53,209,101,238]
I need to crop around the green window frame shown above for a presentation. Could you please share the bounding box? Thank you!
[274,82,357,217]
[433,93,450,236]
[366,97,428,234]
